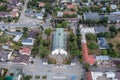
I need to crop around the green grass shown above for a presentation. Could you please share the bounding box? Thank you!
[42,75,47,79]
[35,75,40,79]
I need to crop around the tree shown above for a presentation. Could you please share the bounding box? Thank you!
[102,49,108,55]
[117,43,120,50]
[104,32,111,38]
[108,43,113,48]
[44,28,52,36]
[86,33,95,40]
[109,26,116,32]
[88,42,98,50]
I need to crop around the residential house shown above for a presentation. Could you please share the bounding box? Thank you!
[94,26,106,34]
[28,31,38,39]
[19,47,31,56]
[21,38,34,46]
[12,32,23,42]
[52,28,67,55]
[97,37,109,49]
[2,45,13,51]
[25,9,34,17]
[34,13,44,20]
[9,11,19,18]
[38,2,45,7]
[96,56,110,66]
[108,12,120,23]
[83,12,100,21]
[67,4,74,9]
[86,71,120,80]
[12,54,30,65]
[0,12,8,18]
[57,11,77,17]
[6,69,23,80]
[0,50,12,62]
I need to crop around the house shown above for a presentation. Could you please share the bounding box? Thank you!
[22,38,34,46]
[12,32,23,42]
[108,12,120,23]
[2,45,12,51]
[12,54,30,65]
[25,9,34,17]
[67,4,74,9]
[28,31,38,39]
[12,6,19,12]
[86,71,120,80]
[82,43,95,65]
[57,12,64,17]
[34,13,44,20]
[19,47,31,56]
[0,50,12,62]
[63,11,77,15]
[6,69,23,80]
[9,11,19,18]
[83,12,100,21]
[38,2,45,7]
[96,56,110,65]
[52,28,67,55]
[94,26,106,34]
[0,12,8,18]
[97,37,109,49]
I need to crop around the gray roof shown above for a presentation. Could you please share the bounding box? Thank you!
[52,28,67,50]
[28,31,37,39]
[94,26,106,34]
[0,51,9,61]
[69,0,81,2]
[97,37,109,49]
[108,14,120,22]
[84,12,100,21]
[22,38,33,43]
[34,13,43,17]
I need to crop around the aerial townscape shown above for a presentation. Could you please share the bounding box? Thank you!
[0,0,120,80]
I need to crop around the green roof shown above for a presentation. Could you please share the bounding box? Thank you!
[5,76,13,80]
[52,28,67,50]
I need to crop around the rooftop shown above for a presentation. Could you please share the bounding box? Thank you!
[52,28,67,50]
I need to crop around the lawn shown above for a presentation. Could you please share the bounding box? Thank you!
[0,32,13,44]
[86,34,102,55]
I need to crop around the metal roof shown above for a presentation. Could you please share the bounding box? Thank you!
[52,28,67,50]
[84,12,100,21]
[22,38,33,43]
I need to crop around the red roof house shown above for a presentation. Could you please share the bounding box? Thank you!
[19,47,31,56]
[67,4,74,9]
[38,2,45,7]
[9,11,19,17]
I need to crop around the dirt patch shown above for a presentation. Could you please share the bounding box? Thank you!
[107,32,120,53]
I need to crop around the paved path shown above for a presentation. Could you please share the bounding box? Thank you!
[0,57,84,80]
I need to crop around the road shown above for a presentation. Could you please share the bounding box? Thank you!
[0,56,84,80]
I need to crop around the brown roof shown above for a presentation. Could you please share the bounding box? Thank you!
[9,11,18,17]
[63,11,77,15]
[38,2,45,7]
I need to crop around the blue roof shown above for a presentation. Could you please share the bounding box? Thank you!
[22,38,33,43]
[97,37,109,49]
[12,32,22,35]
[71,75,77,80]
